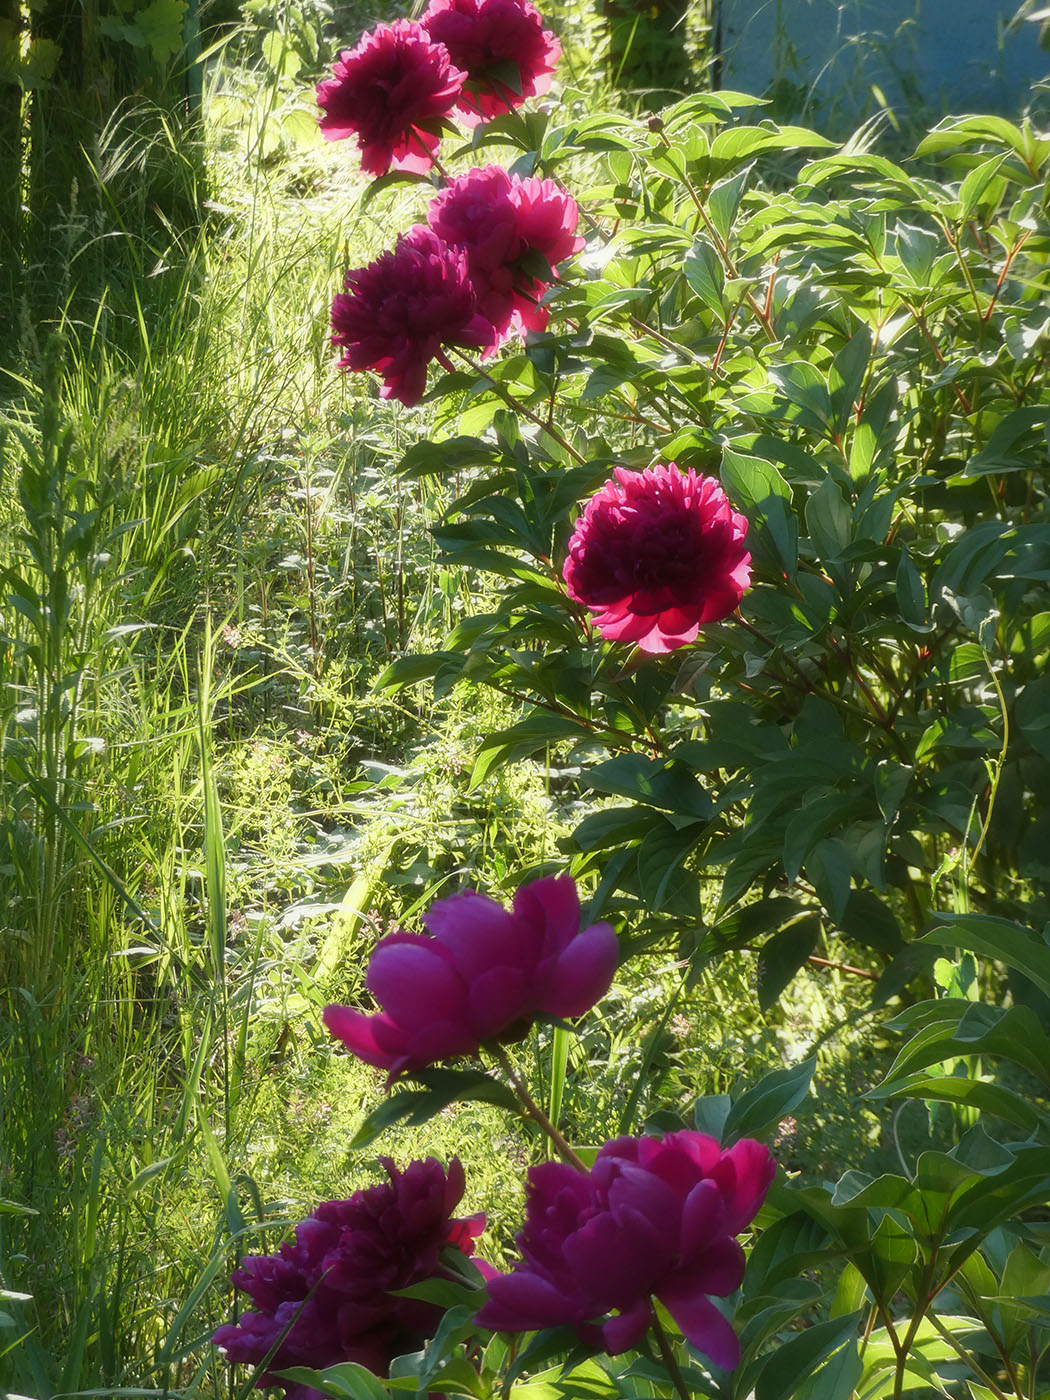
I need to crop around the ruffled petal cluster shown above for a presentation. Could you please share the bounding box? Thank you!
[476,1132,776,1371]
[212,1158,483,1399]
[316,20,465,176]
[429,165,583,340]
[324,875,617,1080]
[330,225,496,406]
[422,0,560,124]
[563,464,752,653]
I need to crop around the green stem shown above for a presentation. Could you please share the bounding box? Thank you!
[449,349,585,463]
[966,657,1008,872]
[651,1311,693,1400]
[925,1311,1019,1400]
[653,131,776,342]
[893,1254,940,1400]
[491,1045,588,1173]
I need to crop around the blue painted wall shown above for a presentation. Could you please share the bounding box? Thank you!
[718,0,1049,118]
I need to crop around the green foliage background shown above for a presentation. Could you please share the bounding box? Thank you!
[1,2,1050,1397]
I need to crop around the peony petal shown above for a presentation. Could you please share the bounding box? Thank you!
[367,938,468,1027]
[322,1004,400,1069]
[424,891,521,978]
[600,1298,653,1353]
[679,1178,727,1264]
[714,1138,777,1234]
[562,1204,665,1304]
[512,875,581,956]
[541,922,618,1018]
[678,1237,746,1298]
[468,965,530,1037]
[656,1283,740,1371]
[477,1269,579,1330]
[398,1017,480,1066]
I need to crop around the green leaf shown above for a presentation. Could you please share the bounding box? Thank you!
[857,1215,917,1304]
[921,916,1050,998]
[757,918,820,1011]
[725,1058,814,1142]
[470,712,593,788]
[895,221,941,287]
[768,362,833,432]
[754,1314,863,1400]
[692,1093,732,1141]
[915,114,1032,160]
[839,890,902,954]
[636,818,700,912]
[683,237,726,321]
[965,406,1050,474]
[867,1074,1046,1136]
[361,169,433,211]
[391,1276,483,1309]
[707,163,752,245]
[721,447,797,577]
[350,1070,519,1150]
[805,476,851,561]
[895,549,928,628]
[584,753,712,819]
[374,652,461,691]
[789,1339,863,1400]
[709,124,835,169]
[957,153,1008,219]
[278,1364,390,1400]
[572,806,660,853]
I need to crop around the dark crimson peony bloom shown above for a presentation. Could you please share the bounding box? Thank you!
[563,464,752,653]
[476,1131,776,1371]
[331,225,496,406]
[422,0,559,124]
[428,166,582,340]
[324,875,617,1080]
[316,20,465,176]
[212,1157,484,1400]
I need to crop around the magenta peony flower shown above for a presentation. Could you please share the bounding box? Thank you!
[422,0,560,124]
[316,20,465,176]
[331,225,497,406]
[212,1157,484,1399]
[428,166,583,339]
[324,875,617,1080]
[563,464,752,654]
[476,1131,776,1370]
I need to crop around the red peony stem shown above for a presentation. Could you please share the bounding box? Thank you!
[490,1045,589,1173]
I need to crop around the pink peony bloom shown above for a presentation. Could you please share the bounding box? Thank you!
[324,875,617,1080]
[428,166,583,339]
[422,0,559,124]
[476,1131,776,1370]
[316,20,465,176]
[563,464,752,653]
[330,225,496,406]
[212,1157,484,1399]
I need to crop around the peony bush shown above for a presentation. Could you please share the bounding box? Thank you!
[210,6,1050,1400]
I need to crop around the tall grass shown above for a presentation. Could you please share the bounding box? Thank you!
[0,60,554,1394]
